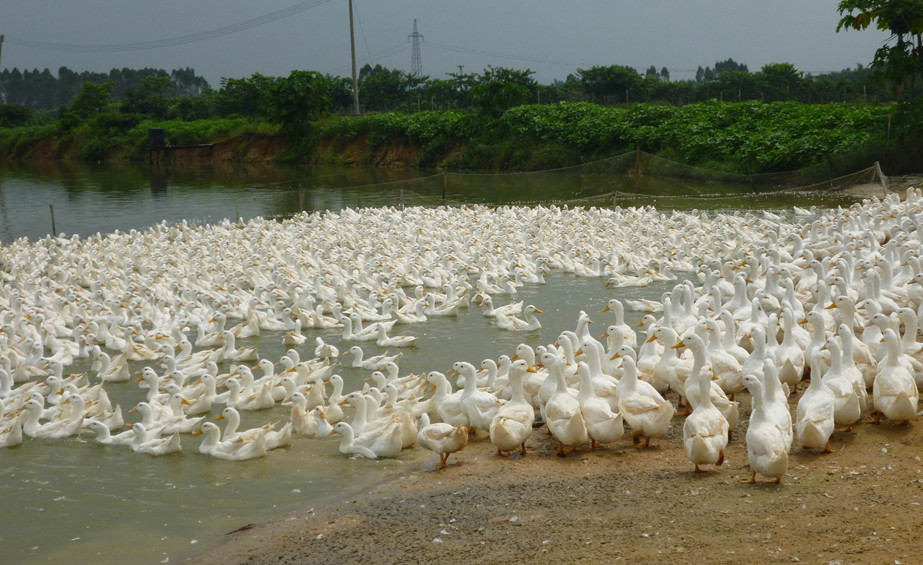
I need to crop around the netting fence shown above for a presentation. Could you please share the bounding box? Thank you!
[275,150,890,212]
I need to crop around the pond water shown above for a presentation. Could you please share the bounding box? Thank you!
[0,162,861,564]
[0,161,862,243]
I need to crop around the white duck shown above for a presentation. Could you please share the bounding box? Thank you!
[759,360,794,451]
[23,394,85,439]
[217,406,273,442]
[313,337,339,359]
[821,336,863,429]
[704,319,744,397]
[870,329,919,425]
[496,305,543,332]
[231,380,276,412]
[92,350,131,383]
[82,419,134,446]
[454,361,503,434]
[287,392,317,435]
[416,412,468,469]
[330,420,402,459]
[477,293,523,318]
[130,423,182,456]
[649,327,693,408]
[795,351,837,453]
[194,421,267,461]
[158,393,206,434]
[339,315,377,342]
[219,330,258,362]
[489,359,536,456]
[342,346,403,370]
[682,354,729,473]
[0,413,25,448]
[427,372,467,427]
[617,356,675,447]
[542,352,587,456]
[741,374,788,484]
[678,334,739,437]
[375,323,417,348]
[775,308,807,390]
[602,298,637,349]
[575,361,624,450]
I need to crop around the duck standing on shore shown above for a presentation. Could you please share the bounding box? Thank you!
[416,413,468,469]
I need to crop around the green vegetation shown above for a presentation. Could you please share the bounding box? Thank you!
[0,1,920,173]
[0,94,899,173]
[836,0,923,144]
[313,101,890,172]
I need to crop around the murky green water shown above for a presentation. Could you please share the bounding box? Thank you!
[0,162,859,564]
[0,161,862,243]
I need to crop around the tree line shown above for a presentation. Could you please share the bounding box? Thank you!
[0,57,901,124]
[0,66,208,111]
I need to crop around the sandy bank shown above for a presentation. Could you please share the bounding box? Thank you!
[190,390,922,565]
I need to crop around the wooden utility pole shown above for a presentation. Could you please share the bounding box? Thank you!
[348,0,360,115]
[0,35,4,71]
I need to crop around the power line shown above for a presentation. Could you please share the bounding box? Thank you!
[424,42,702,77]
[326,42,409,74]
[5,0,335,52]
[426,41,586,67]
[352,0,374,66]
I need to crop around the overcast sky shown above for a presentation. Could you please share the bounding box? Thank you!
[2,1,892,87]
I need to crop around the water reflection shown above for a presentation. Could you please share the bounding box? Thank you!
[0,162,862,243]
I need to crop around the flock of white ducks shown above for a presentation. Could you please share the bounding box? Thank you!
[0,190,921,484]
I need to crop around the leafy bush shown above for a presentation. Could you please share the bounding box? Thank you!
[0,104,34,128]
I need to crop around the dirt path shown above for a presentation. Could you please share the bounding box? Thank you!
[189,391,922,565]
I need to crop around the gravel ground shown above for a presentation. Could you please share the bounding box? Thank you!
[189,390,922,565]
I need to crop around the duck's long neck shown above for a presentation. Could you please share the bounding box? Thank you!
[484,363,498,388]
[584,343,603,376]
[227,380,241,406]
[553,363,568,394]
[720,314,737,348]
[330,379,344,401]
[575,366,594,403]
[201,427,220,450]
[612,303,625,326]
[690,341,708,375]
[884,331,903,368]
[839,330,858,369]
[351,398,368,432]
[223,410,240,439]
[900,311,919,347]
[748,380,766,418]
[461,371,477,398]
[509,372,527,405]
[695,363,712,408]
[338,424,356,447]
[806,353,825,392]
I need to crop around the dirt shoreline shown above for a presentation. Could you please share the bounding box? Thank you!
[189,391,922,565]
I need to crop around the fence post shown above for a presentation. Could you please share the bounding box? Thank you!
[399,185,404,211]
[49,205,56,236]
[442,173,447,203]
[298,186,304,212]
